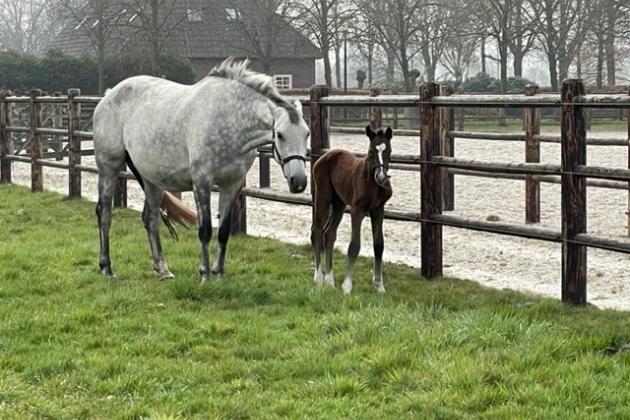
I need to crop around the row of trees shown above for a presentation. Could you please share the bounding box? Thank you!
[292,0,630,92]
[1,0,629,93]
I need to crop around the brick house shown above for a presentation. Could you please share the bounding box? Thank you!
[50,0,322,88]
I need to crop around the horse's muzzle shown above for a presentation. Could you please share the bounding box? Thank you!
[374,168,390,187]
[289,174,307,193]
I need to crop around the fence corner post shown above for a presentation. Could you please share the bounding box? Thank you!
[0,89,11,184]
[68,88,82,198]
[420,82,443,279]
[524,84,541,224]
[30,89,43,192]
[439,85,454,211]
[369,86,382,129]
[560,79,587,305]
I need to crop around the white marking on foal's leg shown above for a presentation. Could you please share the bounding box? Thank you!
[342,275,352,295]
[323,270,335,287]
[373,273,386,293]
[313,266,324,286]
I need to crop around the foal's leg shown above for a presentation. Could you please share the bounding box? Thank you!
[95,170,119,277]
[211,181,242,278]
[311,202,329,286]
[192,180,212,282]
[323,198,345,287]
[142,181,173,279]
[370,207,386,293]
[342,209,366,295]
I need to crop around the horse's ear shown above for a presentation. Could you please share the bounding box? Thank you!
[365,125,375,139]
[293,99,303,118]
[385,127,393,140]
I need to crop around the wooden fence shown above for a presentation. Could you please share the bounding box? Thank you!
[1,80,629,305]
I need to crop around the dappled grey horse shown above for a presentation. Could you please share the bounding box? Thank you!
[94,58,309,281]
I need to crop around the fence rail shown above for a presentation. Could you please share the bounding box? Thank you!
[1,81,629,305]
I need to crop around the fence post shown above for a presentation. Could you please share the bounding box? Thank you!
[68,89,81,198]
[439,85,454,211]
[627,90,629,238]
[524,84,541,224]
[30,89,43,192]
[0,90,11,183]
[259,140,271,188]
[420,82,443,279]
[560,79,587,305]
[309,85,330,181]
[52,91,64,160]
[369,86,382,129]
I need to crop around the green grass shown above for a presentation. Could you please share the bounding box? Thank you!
[1,184,630,418]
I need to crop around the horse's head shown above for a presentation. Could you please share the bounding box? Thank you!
[271,99,309,193]
[365,125,393,187]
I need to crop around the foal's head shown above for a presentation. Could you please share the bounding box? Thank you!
[365,125,393,187]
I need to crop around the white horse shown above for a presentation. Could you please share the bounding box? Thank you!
[94,58,309,281]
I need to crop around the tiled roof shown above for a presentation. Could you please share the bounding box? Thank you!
[50,0,322,59]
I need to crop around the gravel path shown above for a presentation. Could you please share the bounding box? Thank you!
[8,130,630,310]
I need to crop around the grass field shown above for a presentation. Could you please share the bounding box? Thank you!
[1,184,630,418]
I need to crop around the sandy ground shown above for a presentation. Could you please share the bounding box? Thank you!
[7,130,630,310]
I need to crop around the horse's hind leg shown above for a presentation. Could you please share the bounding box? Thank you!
[323,197,345,287]
[143,181,174,279]
[192,180,212,282]
[370,207,386,293]
[342,208,366,295]
[211,180,242,278]
[95,170,119,276]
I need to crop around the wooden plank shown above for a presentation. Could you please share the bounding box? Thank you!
[439,85,455,211]
[524,84,541,224]
[0,90,11,183]
[30,89,43,192]
[561,79,587,305]
[431,156,561,175]
[420,82,443,278]
[68,89,82,198]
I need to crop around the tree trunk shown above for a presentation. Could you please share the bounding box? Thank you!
[385,49,396,85]
[513,51,524,78]
[322,37,332,86]
[334,43,341,88]
[605,34,616,87]
[596,36,604,88]
[480,37,486,74]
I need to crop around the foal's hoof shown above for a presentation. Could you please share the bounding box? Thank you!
[342,278,352,295]
[100,265,115,277]
[313,268,324,286]
[374,284,386,293]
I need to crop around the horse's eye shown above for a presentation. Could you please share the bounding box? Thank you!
[277,132,284,141]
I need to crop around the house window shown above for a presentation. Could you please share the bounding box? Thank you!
[273,74,293,90]
[225,7,241,21]
[187,8,203,22]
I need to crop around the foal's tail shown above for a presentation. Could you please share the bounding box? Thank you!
[124,151,197,240]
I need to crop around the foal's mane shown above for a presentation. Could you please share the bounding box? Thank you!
[208,57,300,123]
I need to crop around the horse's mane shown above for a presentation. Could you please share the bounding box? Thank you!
[208,57,300,124]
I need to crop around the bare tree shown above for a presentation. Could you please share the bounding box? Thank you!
[417,0,454,82]
[529,0,586,91]
[59,0,129,94]
[292,0,350,87]
[0,0,57,54]
[122,0,184,76]
[355,0,424,92]
[225,0,293,74]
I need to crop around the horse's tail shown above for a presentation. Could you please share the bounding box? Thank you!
[124,151,197,240]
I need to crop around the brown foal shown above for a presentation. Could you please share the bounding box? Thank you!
[311,125,393,294]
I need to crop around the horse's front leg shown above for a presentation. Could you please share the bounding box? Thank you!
[211,180,243,278]
[193,181,212,282]
[342,208,365,294]
[370,207,386,293]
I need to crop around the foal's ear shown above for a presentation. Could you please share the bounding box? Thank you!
[385,127,393,140]
[292,99,304,118]
[365,125,375,140]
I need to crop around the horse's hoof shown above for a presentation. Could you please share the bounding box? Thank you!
[211,269,225,280]
[323,271,335,287]
[342,278,352,294]
[375,284,386,293]
[159,271,175,280]
[313,268,324,286]
[100,268,115,277]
